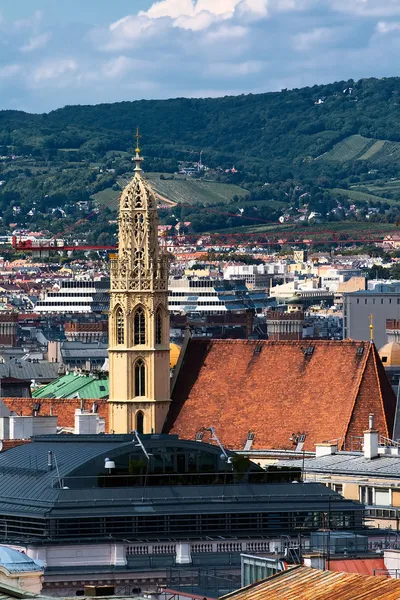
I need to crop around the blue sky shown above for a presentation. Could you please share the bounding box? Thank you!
[2,0,400,113]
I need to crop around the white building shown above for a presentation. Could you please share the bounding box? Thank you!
[35,279,109,314]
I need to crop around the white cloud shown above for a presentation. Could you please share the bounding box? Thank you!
[20,32,51,53]
[293,27,335,51]
[0,64,21,78]
[32,59,78,83]
[332,0,400,17]
[376,20,400,33]
[174,11,216,30]
[13,10,43,31]
[143,0,195,19]
[102,56,142,78]
[103,15,157,50]
[208,60,264,76]
[103,0,269,46]
[205,24,249,41]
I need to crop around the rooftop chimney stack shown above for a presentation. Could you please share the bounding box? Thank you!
[47,450,54,471]
[315,443,338,457]
[364,413,379,459]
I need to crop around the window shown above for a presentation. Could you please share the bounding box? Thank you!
[375,488,391,506]
[134,307,146,345]
[136,411,144,434]
[155,308,163,345]
[135,360,146,396]
[116,307,124,345]
[360,486,391,506]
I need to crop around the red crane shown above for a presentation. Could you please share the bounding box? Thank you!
[10,228,396,252]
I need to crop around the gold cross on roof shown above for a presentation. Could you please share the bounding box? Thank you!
[135,126,141,154]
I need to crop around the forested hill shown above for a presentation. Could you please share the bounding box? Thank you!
[2,76,400,180]
[4,76,400,241]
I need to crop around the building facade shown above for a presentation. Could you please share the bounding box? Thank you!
[0,434,364,596]
[108,146,170,434]
[35,279,109,314]
[343,287,400,349]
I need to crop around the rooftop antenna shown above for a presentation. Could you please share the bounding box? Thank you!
[134,126,143,173]
[369,314,374,342]
[203,426,232,463]
[132,430,153,500]
[132,429,152,461]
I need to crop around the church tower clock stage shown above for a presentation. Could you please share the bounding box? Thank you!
[108,133,171,434]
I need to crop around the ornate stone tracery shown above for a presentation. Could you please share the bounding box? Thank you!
[108,138,171,434]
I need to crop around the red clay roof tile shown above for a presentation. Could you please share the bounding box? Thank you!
[165,339,396,451]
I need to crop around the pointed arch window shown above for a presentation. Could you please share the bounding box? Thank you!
[134,307,146,345]
[135,360,146,397]
[155,307,163,345]
[136,411,144,434]
[116,306,124,345]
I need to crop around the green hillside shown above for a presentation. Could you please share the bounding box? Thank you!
[145,174,248,205]
[3,76,400,238]
[92,174,248,208]
[318,134,400,165]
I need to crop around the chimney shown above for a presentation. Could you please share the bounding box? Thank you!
[364,414,379,459]
[47,450,54,471]
[315,443,338,457]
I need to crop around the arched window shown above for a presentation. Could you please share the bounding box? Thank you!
[135,360,146,397]
[116,306,124,345]
[155,307,163,345]
[136,411,144,434]
[134,307,146,345]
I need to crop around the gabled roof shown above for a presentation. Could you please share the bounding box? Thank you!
[220,565,400,600]
[165,339,396,451]
[0,361,59,383]
[32,372,109,399]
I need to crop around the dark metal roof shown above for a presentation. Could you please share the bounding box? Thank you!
[0,435,362,519]
[279,452,400,478]
[0,361,59,382]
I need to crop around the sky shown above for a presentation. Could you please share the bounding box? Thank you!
[2,0,400,113]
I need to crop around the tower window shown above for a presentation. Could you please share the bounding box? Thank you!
[135,360,146,397]
[134,307,146,345]
[156,307,163,345]
[136,411,144,434]
[116,307,124,345]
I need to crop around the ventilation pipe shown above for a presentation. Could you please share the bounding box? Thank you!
[364,414,379,459]
[47,450,54,471]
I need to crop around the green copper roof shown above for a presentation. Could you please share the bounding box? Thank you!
[32,372,109,399]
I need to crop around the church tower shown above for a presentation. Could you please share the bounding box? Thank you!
[108,134,170,434]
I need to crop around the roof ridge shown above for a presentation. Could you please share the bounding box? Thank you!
[207,339,367,346]
[341,342,372,446]
[371,343,390,438]
[219,565,302,599]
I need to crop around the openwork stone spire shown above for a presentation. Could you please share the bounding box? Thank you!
[108,133,171,435]
[110,142,168,294]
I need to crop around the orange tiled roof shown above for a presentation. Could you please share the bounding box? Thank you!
[220,566,400,600]
[165,339,396,451]
[328,558,387,576]
[2,398,109,430]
